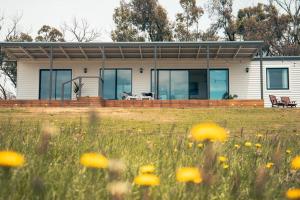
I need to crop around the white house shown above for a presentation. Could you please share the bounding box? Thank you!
[0,41,299,107]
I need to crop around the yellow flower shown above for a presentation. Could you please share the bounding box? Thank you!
[174,148,178,152]
[223,164,229,169]
[286,149,292,154]
[266,162,274,169]
[286,188,300,200]
[188,143,193,148]
[244,142,252,147]
[190,123,228,142]
[139,165,155,174]
[80,153,108,169]
[134,174,160,186]
[197,143,204,148]
[234,144,241,149]
[176,167,202,184]
[255,143,262,148]
[218,156,228,163]
[0,151,25,167]
[291,156,300,170]
[256,134,263,138]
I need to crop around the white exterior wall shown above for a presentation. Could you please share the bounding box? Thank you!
[16,58,300,107]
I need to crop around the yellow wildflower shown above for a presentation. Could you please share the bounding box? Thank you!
[80,153,108,169]
[139,165,155,174]
[286,188,300,200]
[188,143,193,148]
[176,167,202,184]
[266,162,274,169]
[244,142,252,147]
[291,156,300,170]
[0,151,25,167]
[174,148,178,152]
[256,134,263,138]
[134,174,160,186]
[218,156,228,163]
[223,164,229,169]
[190,123,228,142]
[197,143,204,148]
[255,143,262,148]
[286,149,292,154]
[234,144,241,149]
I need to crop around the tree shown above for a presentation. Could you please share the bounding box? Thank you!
[35,25,64,42]
[174,0,204,41]
[208,0,237,41]
[111,0,144,41]
[61,17,101,42]
[130,0,173,41]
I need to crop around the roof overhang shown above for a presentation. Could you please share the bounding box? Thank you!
[0,41,264,60]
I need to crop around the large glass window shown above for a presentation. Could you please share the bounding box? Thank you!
[210,69,229,100]
[102,69,132,100]
[40,69,72,100]
[189,70,207,99]
[267,68,289,90]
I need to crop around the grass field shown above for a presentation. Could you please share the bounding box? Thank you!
[0,107,300,200]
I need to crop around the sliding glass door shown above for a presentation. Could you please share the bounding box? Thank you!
[152,69,228,100]
[102,69,132,100]
[39,69,72,100]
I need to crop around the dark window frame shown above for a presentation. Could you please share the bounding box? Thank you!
[39,69,72,100]
[100,68,132,100]
[266,68,289,90]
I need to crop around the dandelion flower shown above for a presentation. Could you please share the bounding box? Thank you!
[218,156,228,163]
[188,143,193,148]
[286,188,300,200]
[176,167,202,184]
[197,143,204,148]
[256,134,263,138]
[80,153,108,169]
[223,164,229,169]
[234,144,241,149]
[134,174,160,186]
[190,123,228,142]
[0,151,25,167]
[139,165,155,174]
[286,149,292,154]
[291,156,300,170]
[255,143,262,148]
[266,162,274,169]
[244,142,252,147]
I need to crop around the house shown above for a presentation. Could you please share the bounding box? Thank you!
[0,41,299,108]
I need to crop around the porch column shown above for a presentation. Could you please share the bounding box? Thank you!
[100,47,105,98]
[154,46,158,99]
[206,45,210,100]
[49,46,53,100]
[259,48,264,100]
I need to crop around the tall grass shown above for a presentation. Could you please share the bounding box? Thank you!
[0,108,299,199]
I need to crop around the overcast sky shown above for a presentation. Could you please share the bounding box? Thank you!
[1,0,268,41]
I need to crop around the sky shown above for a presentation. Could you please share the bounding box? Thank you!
[0,0,268,41]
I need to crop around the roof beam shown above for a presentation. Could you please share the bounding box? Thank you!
[196,46,201,59]
[139,45,143,59]
[59,46,71,60]
[233,46,242,58]
[215,46,222,59]
[39,46,50,58]
[99,46,105,58]
[79,46,88,59]
[159,47,162,59]
[178,46,181,59]
[19,47,34,60]
[119,46,124,59]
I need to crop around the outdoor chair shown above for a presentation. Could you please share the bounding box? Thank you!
[281,96,297,108]
[140,92,154,100]
[269,95,285,108]
[121,92,139,100]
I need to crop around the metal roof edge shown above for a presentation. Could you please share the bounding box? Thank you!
[253,56,300,61]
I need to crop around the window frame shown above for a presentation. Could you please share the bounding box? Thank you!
[39,69,72,100]
[266,68,289,90]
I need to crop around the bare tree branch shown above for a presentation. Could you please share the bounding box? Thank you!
[5,13,23,41]
[61,17,101,42]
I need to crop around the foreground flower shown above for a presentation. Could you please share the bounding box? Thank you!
[286,149,292,154]
[188,143,193,148]
[0,151,25,167]
[176,167,202,184]
[190,123,228,142]
[218,156,228,163]
[244,142,252,147]
[139,165,155,174]
[255,143,262,148]
[223,164,229,169]
[197,143,204,148]
[266,162,274,169]
[234,144,241,149]
[286,188,300,200]
[134,174,160,186]
[80,153,108,169]
[291,156,300,170]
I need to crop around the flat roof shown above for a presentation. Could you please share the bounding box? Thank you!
[0,41,264,60]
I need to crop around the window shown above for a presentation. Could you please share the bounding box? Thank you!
[267,68,289,90]
[101,69,132,100]
[39,69,72,100]
[210,69,229,100]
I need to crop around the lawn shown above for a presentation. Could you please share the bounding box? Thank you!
[0,107,299,200]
